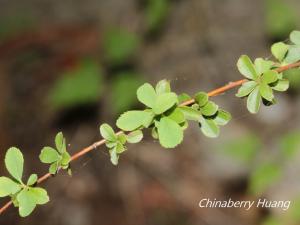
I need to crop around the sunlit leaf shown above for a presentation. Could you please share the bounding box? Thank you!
[157,117,183,148]
[237,55,257,80]
[117,110,154,131]
[5,147,24,183]
[0,177,21,197]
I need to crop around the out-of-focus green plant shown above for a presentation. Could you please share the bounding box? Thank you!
[145,0,170,33]
[284,68,300,90]
[249,130,300,195]
[0,14,34,41]
[110,72,144,114]
[280,130,300,159]
[221,130,300,195]
[249,162,282,195]
[48,60,103,110]
[264,0,298,38]
[262,197,300,225]
[221,134,260,163]
[103,28,140,66]
[262,216,282,225]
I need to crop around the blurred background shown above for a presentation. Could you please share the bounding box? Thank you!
[0,0,300,224]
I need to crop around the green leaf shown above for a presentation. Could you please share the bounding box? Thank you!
[118,134,127,145]
[151,127,158,139]
[55,132,65,153]
[61,152,71,166]
[106,142,116,148]
[272,79,289,91]
[115,142,126,154]
[39,147,60,164]
[153,92,178,115]
[27,174,38,186]
[261,70,278,84]
[117,110,154,131]
[29,187,49,205]
[49,162,58,175]
[167,108,185,124]
[137,83,157,108]
[155,79,171,94]
[11,194,19,207]
[284,46,300,63]
[254,58,274,75]
[126,130,143,143]
[247,86,261,114]
[214,110,231,126]
[0,177,21,197]
[249,163,281,195]
[157,117,183,148]
[109,148,119,166]
[290,30,300,45]
[200,101,218,116]
[17,189,36,217]
[17,187,49,217]
[100,124,117,142]
[179,106,201,121]
[194,92,208,107]
[49,60,103,110]
[259,83,274,101]
[199,117,220,138]
[271,42,289,61]
[104,28,140,65]
[5,147,24,183]
[237,55,257,80]
[191,104,199,110]
[178,93,191,103]
[236,81,257,97]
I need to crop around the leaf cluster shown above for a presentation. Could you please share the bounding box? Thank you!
[0,148,49,217]
[180,92,231,138]
[39,132,71,175]
[100,124,143,165]
[236,55,289,113]
[271,30,300,64]
[104,80,231,165]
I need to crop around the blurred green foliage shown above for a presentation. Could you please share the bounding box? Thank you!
[0,14,34,40]
[111,72,144,114]
[221,131,300,196]
[264,0,298,38]
[103,28,140,66]
[49,60,103,110]
[280,130,300,159]
[262,216,282,225]
[290,198,300,222]
[262,197,300,225]
[284,68,300,90]
[145,0,169,33]
[249,162,282,195]
[222,134,260,163]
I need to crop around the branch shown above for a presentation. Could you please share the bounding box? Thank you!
[1,61,300,216]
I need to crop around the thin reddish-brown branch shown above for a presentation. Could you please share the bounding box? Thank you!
[1,61,300,216]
